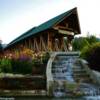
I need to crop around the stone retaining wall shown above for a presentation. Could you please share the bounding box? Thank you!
[80,59,100,85]
[0,75,46,90]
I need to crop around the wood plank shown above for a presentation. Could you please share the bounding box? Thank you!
[58,29,74,35]
[53,26,74,32]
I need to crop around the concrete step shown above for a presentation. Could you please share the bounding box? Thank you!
[52,61,67,65]
[73,69,85,72]
[73,74,90,77]
[73,66,85,69]
[73,70,87,74]
[74,61,81,65]
[73,70,86,73]
[74,77,92,83]
[55,55,78,59]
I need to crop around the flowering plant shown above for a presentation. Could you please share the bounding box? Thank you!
[0,47,50,75]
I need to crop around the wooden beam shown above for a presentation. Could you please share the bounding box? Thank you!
[59,36,64,51]
[54,25,67,30]
[33,38,35,51]
[31,39,34,50]
[29,39,33,50]
[40,36,47,51]
[47,32,53,51]
[63,38,68,52]
[25,40,28,48]
[54,38,60,51]
[39,36,42,51]
[34,38,40,52]
[59,29,74,35]
[53,25,75,32]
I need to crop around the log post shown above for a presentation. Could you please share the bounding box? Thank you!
[40,36,42,51]
[33,38,35,51]
[59,37,62,51]
[29,39,32,50]
[34,38,39,52]
[67,36,73,51]
[25,40,28,48]
[48,32,53,51]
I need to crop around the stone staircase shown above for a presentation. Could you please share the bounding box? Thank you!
[52,54,78,81]
[46,52,100,98]
[52,54,94,83]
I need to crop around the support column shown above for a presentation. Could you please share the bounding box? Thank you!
[40,36,47,51]
[40,36,42,51]
[25,40,28,48]
[54,38,60,51]
[59,36,64,51]
[29,39,32,50]
[67,36,73,51]
[48,32,53,51]
[34,38,40,52]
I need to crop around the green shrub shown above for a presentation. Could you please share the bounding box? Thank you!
[0,51,50,75]
[32,58,42,75]
[11,59,33,74]
[32,52,50,75]
[0,58,12,73]
[81,42,100,71]
[42,52,50,63]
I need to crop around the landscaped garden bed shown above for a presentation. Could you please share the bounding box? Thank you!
[0,48,50,92]
[0,48,50,75]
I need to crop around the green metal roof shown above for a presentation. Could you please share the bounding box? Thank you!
[5,7,80,49]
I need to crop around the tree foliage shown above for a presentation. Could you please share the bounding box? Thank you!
[81,42,100,72]
[73,35,100,72]
[72,35,98,51]
[72,37,89,51]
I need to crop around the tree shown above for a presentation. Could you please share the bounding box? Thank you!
[72,35,99,51]
[72,37,89,51]
[81,42,100,72]
[86,35,98,44]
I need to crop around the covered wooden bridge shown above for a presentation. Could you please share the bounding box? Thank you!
[4,7,81,53]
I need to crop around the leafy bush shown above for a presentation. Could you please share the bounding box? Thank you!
[0,47,50,75]
[0,58,12,73]
[81,42,100,71]
[41,52,50,63]
[32,52,50,75]
[11,59,33,74]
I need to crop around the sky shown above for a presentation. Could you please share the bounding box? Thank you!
[0,0,100,44]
